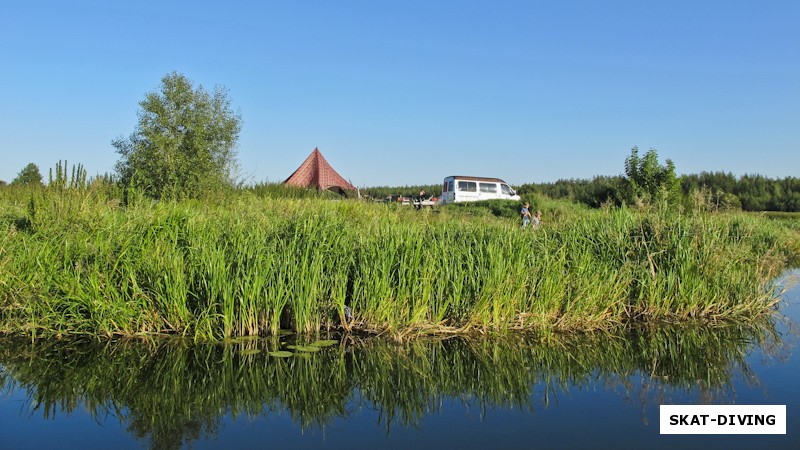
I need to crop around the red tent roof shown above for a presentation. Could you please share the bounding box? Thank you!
[283,147,356,192]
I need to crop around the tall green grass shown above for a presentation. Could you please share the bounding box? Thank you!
[0,188,797,340]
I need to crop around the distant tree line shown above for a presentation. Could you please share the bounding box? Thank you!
[518,169,800,212]
[680,172,800,211]
[518,147,679,209]
[6,147,796,213]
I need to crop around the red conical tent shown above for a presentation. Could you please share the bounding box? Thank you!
[283,147,356,194]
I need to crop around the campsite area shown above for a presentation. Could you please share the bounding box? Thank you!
[3,153,799,450]
[2,2,799,447]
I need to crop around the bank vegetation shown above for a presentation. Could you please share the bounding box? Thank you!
[1,183,798,341]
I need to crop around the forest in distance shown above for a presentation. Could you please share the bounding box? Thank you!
[360,171,800,213]
[5,161,800,213]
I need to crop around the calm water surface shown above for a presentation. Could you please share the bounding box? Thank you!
[1,270,798,449]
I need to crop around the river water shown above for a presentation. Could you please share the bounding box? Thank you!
[1,270,798,449]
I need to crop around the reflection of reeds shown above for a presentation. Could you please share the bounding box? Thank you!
[1,190,796,339]
[0,319,780,447]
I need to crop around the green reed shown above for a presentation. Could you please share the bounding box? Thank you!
[1,189,797,340]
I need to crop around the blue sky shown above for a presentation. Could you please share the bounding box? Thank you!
[1,0,798,187]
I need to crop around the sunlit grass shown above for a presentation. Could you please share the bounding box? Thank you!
[0,188,797,340]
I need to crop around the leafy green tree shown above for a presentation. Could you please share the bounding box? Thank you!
[113,72,242,199]
[623,146,680,206]
[11,163,43,186]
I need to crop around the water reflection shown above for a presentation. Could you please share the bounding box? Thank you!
[0,318,784,450]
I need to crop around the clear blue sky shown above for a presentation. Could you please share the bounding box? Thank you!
[1,0,798,187]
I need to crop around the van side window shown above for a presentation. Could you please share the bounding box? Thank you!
[501,184,513,195]
[479,183,497,193]
[458,181,477,192]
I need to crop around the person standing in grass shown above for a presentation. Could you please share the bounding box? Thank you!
[532,210,543,229]
[521,202,532,229]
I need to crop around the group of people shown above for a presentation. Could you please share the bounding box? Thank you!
[520,202,542,230]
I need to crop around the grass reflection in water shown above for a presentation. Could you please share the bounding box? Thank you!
[0,320,778,449]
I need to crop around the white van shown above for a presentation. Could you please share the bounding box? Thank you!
[439,176,521,205]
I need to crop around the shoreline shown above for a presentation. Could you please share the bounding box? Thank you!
[2,193,798,342]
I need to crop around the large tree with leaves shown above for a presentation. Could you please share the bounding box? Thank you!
[11,163,43,186]
[113,72,242,199]
[623,146,680,205]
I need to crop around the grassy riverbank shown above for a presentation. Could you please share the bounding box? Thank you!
[1,188,798,340]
